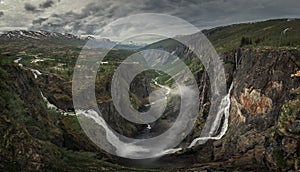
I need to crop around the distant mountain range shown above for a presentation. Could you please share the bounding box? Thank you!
[2,18,299,51]
[0,30,81,40]
[0,30,145,50]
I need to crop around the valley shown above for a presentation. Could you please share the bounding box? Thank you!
[0,19,300,171]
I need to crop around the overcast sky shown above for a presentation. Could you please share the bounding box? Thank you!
[0,0,300,42]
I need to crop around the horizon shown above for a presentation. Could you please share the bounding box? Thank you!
[1,0,300,43]
[1,17,299,45]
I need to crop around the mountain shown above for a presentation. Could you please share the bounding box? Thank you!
[115,44,144,50]
[0,18,299,171]
[0,30,144,50]
[0,30,81,40]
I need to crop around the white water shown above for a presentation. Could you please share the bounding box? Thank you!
[76,109,150,157]
[14,58,22,64]
[31,59,45,63]
[14,57,23,67]
[154,83,233,154]
[145,77,171,107]
[154,147,182,157]
[282,28,290,35]
[153,77,171,96]
[77,109,189,158]
[29,69,42,79]
[76,80,233,158]
[144,77,171,131]
[187,83,233,148]
[41,92,75,116]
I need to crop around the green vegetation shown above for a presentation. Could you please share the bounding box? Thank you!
[273,148,287,169]
[0,57,159,171]
[277,87,300,135]
[204,19,300,52]
[146,19,300,54]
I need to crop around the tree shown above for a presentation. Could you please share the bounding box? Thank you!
[240,36,252,47]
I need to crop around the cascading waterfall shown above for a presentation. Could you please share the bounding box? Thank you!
[76,109,150,157]
[30,68,42,79]
[75,82,233,158]
[160,82,233,152]
[41,92,75,116]
[188,83,233,148]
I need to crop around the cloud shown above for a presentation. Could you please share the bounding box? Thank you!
[32,18,48,25]
[24,3,37,12]
[39,0,54,9]
[30,0,148,36]
[8,0,299,42]
[0,11,4,17]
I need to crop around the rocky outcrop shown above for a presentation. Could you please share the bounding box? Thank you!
[208,48,300,171]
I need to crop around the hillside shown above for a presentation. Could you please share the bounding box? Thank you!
[147,19,300,53]
[205,18,300,51]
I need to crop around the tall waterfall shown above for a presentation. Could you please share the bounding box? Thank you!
[75,83,233,158]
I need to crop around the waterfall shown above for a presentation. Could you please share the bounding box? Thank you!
[188,83,233,148]
[75,83,233,158]
[30,69,42,79]
[76,109,150,158]
[159,82,233,153]
[235,51,238,69]
[41,92,75,116]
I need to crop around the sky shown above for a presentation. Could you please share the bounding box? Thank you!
[0,0,300,43]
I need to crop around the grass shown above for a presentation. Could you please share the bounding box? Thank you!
[204,19,300,52]
[0,58,160,171]
[146,19,300,53]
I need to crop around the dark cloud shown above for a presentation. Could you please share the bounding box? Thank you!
[24,3,37,12]
[27,0,300,40]
[30,1,118,35]
[0,11,4,17]
[85,24,98,34]
[39,0,54,9]
[32,18,48,25]
[141,0,178,12]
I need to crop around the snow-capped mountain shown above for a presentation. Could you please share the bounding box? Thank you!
[0,30,146,50]
[0,30,81,40]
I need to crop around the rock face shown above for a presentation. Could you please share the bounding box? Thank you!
[138,35,300,170]
[209,49,300,171]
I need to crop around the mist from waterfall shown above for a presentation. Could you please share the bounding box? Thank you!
[75,83,233,158]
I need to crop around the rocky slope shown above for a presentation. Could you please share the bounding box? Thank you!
[205,48,300,171]
[141,43,300,171]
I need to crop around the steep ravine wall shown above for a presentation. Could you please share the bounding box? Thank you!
[41,47,300,171]
[4,48,299,171]
[208,48,300,171]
